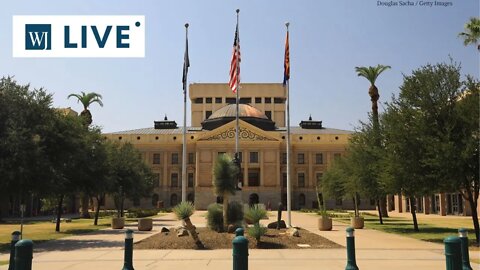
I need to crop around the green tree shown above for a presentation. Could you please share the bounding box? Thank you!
[458,17,480,51]
[355,64,391,219]
[67,92,103,126]
[0,77,54,217]
[382,61,478,234]
[212,154,238,230]
[108,142,154,218]
[68,91,104,218]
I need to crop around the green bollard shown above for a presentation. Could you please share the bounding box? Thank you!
[458,229,473,270]
[444,236,462,270]
[232,228,249,270]
[14,239,33,270]
[121,229,134,270]
[345,227,359,270]
[8,231,21,270]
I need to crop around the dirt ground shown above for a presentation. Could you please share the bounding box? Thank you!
[134,227,343,250]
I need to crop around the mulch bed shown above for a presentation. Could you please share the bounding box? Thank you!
[134,227,342,249]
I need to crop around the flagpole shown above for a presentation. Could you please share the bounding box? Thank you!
[235,9,240,158]
[285,22,292,228]
[182,23,189,203]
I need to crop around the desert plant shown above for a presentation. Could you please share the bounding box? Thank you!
[207,203,224,232]
[227,201,244,225]
[212,154,238,229]
[173,202,204,248]
[247,223,267,246]
[245,204,267,224]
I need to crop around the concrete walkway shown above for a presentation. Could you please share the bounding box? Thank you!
[1,211,478,270]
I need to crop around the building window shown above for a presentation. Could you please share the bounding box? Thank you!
[282,173,287,188]
[265,111,272,120]
[226,97,236,104]
[206,97,212,103]
[240,97,251,104]
[153,173,160,187]
[172,153,179,164]
[248,170,260,186]
[265,97,272,103]
[170,194,178,206]
[188,173,194,188]
[206,110,212,119]
[255,97,262,103]
[171,173,179,187]
[299,194,306,207]
[133,197,141,207]
[187,193,194,203]
[153,153,161,164]
[316,173,323,186]
[274,97,284,104]
[194,98,203,104]
[215,97,222,103]
[249,152,259,163]
[315,153,323,164]
[281,153,287,164]
[298,173,305,188]
[298,153,305,164]
[152,194,159,207]
[218,152,226,157]
[335,198,343,206]
[188,153,195,164]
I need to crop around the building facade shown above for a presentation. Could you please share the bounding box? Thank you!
[104,83,375,210]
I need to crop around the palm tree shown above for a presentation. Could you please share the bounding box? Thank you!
[68,91,103,218]
[458,17,480,51]
[212,154,238,230]
[68,92,103,126]
[355,64,390,220]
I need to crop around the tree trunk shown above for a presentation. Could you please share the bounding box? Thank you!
[353,194,359,217]
[410,197,419,232]
[380,197,389,217]
[376,200,383,224]
[94,196,101,226]
[223,194,229,230]
[55,195,64,232]
[120,196,125,218]
[184,217,204,249]
[465,188,479,246]
[80,194,90,218]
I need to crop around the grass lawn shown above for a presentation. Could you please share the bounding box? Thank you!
[0,260,8,265]
[0,218,110,253]
[333,212,479,250]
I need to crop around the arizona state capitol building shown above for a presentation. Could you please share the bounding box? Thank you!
[104,83,371,210]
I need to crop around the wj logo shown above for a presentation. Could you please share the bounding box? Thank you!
[25,24,51,50]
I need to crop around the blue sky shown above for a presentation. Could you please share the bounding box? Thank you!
[1,0,478,132]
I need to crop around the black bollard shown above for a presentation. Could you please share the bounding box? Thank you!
[8,231,21,270]
[232,228,248,270]
[345,227,359,270]
[121,229,134,270]
[276,202,283,230]
[458,228,472,270]
[14,239,33,270]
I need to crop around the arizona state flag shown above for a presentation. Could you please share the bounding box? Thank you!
[283,30,290,85]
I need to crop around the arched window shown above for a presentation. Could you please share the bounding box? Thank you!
[152,194,159,207]
[187,193,194,203]
[299,193,306,208]
[170,194,178,207]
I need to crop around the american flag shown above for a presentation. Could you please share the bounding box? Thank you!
[229,23,240,93]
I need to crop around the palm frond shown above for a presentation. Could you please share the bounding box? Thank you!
[355,65,391,85]
[212,154,238,196]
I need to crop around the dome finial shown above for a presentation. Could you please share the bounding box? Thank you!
[164,114,168,121]
[309,114,312,121]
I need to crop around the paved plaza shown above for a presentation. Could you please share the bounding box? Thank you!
[1,211,478,270]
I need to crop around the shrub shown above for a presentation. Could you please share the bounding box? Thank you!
[126,208,159,218]
[247,223,267,243]
[227,201,244,225]
[173,201,194,220]
[245,204,267,224]
[88,210,117,219]
[207,203,224,231]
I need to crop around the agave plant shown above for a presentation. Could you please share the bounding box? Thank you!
[173,201,204,248]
